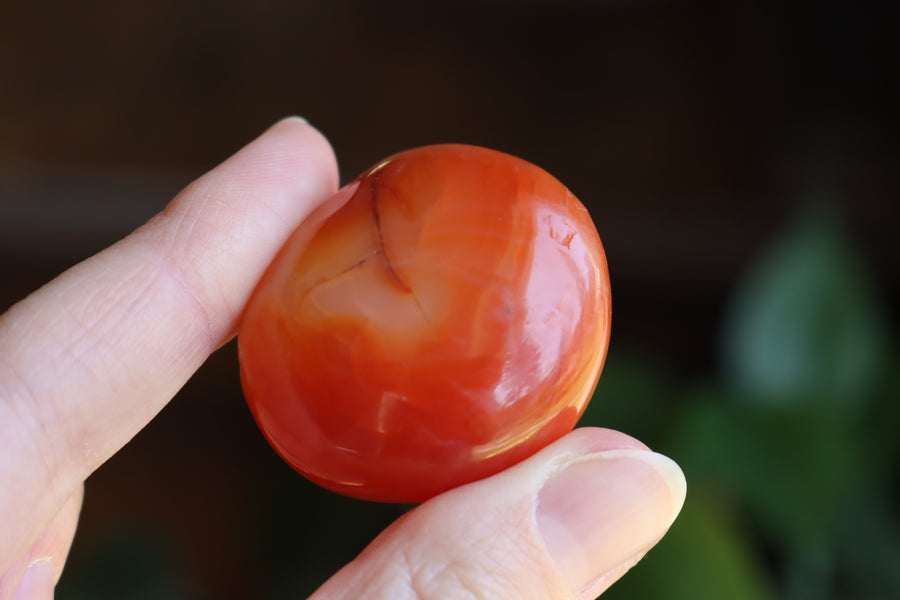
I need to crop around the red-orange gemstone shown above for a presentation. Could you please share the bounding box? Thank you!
[238,144,610,502]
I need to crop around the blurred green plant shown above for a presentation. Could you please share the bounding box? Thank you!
[721,206,888,412]
[583,204,898,599]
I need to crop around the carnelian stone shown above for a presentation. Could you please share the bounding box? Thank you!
[238,144,610,502]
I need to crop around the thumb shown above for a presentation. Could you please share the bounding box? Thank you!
[311,427,686,600]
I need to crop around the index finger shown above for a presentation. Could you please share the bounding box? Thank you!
[0,117,341,574]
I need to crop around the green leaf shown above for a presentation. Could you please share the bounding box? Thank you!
[669,389,858,554]
[836,491,900,598]
[721,206,888,413]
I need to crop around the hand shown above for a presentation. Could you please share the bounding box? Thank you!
[0,118,685,600]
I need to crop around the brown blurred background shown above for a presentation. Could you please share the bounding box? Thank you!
[1,0,897,598]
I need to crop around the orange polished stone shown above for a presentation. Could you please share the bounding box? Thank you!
[238,144,611,502]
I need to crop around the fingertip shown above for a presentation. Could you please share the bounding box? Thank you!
[562,427,652,454]
[264,116,340,191]
[536,447,686,596]
[151,114,343,340]
[311,428,681,600]
[276,115,310,126]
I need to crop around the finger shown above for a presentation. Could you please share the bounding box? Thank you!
[0,485,82,600]
[312,427,687,600]
[0,117,341,574]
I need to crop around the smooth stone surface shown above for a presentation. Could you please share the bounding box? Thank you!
[239,144,611,502]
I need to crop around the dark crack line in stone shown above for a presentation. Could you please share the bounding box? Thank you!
[295,252,379,306]
[370,173,430,321]
[370,175,410,291]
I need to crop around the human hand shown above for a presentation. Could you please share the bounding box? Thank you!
[0,118,686,600]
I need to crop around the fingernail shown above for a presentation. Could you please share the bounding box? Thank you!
[13,560,55,600]
[536,449,686,595]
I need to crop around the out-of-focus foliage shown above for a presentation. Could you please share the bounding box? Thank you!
[584,205,899,599]
[721,207,888,412]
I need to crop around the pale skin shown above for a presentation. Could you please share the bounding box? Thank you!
[0,118,686,600]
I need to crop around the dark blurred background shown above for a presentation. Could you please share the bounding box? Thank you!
[1,1,897,598]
